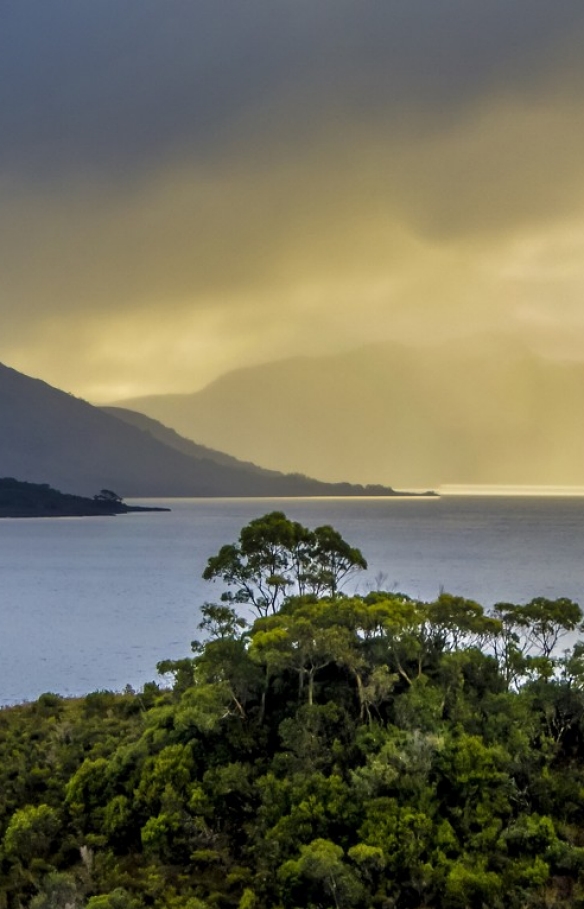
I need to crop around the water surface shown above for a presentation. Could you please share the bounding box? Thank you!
[1,496,583,704]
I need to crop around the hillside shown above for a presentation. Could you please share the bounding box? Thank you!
[0,362,402,497]
[114,335,584,488]
[101,406,287,476]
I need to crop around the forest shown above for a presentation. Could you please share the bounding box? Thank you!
[3,511,584,908]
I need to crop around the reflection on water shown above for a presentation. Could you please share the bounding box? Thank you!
[1,495,584,704]
[441,485,584,496]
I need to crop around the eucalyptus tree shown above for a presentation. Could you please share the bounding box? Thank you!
[493,597,583,684]
[203,511,366,616]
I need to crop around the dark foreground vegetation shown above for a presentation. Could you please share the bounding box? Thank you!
[0,479,169,518]
[3,513,584,908]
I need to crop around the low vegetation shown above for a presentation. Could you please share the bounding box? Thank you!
[3,512,584,908]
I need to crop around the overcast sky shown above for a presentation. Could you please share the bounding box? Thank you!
[2,1,584,401]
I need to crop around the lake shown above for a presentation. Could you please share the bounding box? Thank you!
[1,495,584,705]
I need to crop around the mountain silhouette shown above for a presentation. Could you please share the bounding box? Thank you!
[113,336,584,487]
[0,362,399,497]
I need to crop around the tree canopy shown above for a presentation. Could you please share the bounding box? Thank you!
[202,511,367,615]
[2,514,584,909]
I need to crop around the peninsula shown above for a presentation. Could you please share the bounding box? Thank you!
[0,478,170,518]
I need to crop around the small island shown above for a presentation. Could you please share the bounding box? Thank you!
[0,478,170,517]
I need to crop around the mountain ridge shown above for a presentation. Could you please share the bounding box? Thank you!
[111,336,584,487]
[0,361,406,497]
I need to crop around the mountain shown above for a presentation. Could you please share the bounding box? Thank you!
[0,362,400,497]
[100,406,402,496]
[101,407,286,476]
[113,335,584,488]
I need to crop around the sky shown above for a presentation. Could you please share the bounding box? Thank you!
[2,1,584,402]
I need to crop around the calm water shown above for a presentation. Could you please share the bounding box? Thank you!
[1,495,584,705]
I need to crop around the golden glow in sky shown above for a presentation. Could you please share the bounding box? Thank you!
[1,2,584,406]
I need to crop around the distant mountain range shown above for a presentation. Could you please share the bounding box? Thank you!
[113,335,584,487]
[0,362,403,497]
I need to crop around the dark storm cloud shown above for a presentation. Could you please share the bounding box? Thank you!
[3,1,584,403]
[2,0,584,181]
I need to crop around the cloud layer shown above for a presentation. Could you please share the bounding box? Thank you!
[2,1,584,400]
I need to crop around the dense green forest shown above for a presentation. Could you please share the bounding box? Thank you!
[3,512,584,908]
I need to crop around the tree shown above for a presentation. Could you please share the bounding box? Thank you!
[303,524,368,598]
[494,597,584,681]
[279,839,363,909]
[360,592,434,686]
[29,872,83,909]
[2,803,60,866]
[250,599,358,706]
[428,593,501,653]
[93,489,123,504]
[85,889,144,909]
[203,512,366,616]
